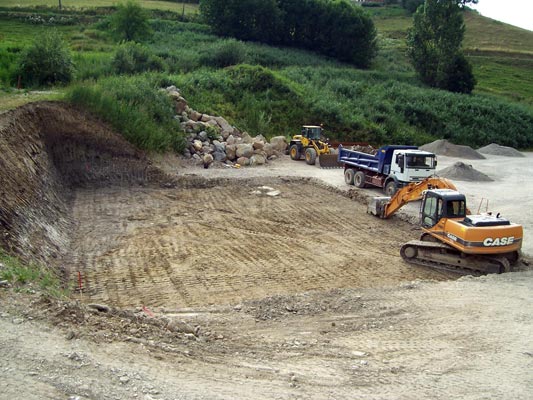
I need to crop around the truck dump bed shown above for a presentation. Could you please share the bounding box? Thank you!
[338,145,418,174]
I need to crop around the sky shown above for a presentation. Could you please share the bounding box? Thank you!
[470,0,533,31]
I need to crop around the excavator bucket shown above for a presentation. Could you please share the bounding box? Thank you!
[318,153,343,168]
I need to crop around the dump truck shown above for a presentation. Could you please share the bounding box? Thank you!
[339,145,437,195]
[368,177,523,274]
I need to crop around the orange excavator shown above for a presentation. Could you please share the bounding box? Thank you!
[369,177,523,274]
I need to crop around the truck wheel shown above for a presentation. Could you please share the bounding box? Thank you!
[305,148,317,165]
[289,144,301,160]
[384,181,397,196]
[344,168,355,185]
[354,171,366,188]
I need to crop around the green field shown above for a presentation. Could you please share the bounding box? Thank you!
[0,0,199,13]
[1,1,532,150]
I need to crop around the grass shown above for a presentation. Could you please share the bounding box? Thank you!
[0,89,63,111]
[0,250,68,298]
[0,0,199,14]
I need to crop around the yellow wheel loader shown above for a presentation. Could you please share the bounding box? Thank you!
[287,125,340,168]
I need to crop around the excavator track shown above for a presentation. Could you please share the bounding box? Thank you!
[400,240,512,275]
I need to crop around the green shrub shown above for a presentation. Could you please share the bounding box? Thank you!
[15,30,75,87]
[112,42,166,74]
[201,39,246,68]
[108,0,151,42]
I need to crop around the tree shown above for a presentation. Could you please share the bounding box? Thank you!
[16,30,75,87]
[109,0,151,42]
[406,0,476,93]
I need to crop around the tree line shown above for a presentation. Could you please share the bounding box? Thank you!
[199,0,377,68]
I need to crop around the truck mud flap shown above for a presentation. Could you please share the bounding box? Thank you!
[318,154,343,168]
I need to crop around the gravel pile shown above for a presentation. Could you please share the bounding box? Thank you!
[478,143,525,157]
[437,161,493,182]
[420,139,485,159]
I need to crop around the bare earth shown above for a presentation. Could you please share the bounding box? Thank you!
[1,104,532,400]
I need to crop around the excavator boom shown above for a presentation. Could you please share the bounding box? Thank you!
[368,177,458,219]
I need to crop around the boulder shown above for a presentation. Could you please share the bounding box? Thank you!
[189,110,202,122]
[192,140,203,152]
[236,143,254,158]
[263,143,275,157]
[236,157,250,166]
[203,153,214,166]
[226,135,236,146]
[198,131,208,141]
[226,144,237,160]
[270,136,288,153]
[214,116,232,133]
[241,132,253,144]
[175,99,187,115]
[250,154,266,166]
[252,139,265,150]
[213,151,227,162]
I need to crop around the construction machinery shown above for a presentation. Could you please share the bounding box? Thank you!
[339,144,438,195]
[288,125,340,168]
[369,177,523,274]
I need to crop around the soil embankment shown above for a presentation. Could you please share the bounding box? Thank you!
[0,102,168,265]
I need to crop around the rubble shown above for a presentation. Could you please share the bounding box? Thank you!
[164,86,288,167]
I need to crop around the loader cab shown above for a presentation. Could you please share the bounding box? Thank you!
[301,125,323,140]
[421,189,467,228]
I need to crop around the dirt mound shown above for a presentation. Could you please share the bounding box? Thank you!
[478,143,525,157]
[0,101,173,264]
[437,161,493,182]
[420,139,485,159]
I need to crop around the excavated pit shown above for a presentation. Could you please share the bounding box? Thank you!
[0,102,454,309]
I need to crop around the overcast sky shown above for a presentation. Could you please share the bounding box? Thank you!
[471,0,533,31]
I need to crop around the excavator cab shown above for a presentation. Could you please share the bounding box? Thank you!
[421,190,467,228]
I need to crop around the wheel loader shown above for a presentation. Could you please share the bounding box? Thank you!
[287,125,340,168]
[369,177,523,274]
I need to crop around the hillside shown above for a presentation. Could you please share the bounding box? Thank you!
[0,2,532,148]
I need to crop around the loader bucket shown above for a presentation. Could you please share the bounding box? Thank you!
[318,153,343,168]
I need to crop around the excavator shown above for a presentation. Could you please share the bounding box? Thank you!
[368,177,523,274]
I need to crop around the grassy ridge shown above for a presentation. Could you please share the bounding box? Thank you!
[0,0,199,13]
[0,2,532,149]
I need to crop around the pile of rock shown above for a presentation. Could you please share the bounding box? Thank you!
[165,86,288,167]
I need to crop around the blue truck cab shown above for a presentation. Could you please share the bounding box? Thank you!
[338,145,437,195]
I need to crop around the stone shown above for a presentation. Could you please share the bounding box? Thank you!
[253,140,264,150]
[175,100,187,115]
[213,151,227,162]
[214,116,232,133]
[270,136,288,153]
[192,140,203,152]
[225,144,237,161]
[241,132,253,144]
[236,157,250,166]
[250,154,266,166]
[203,153,214,166]
[226,135,236,146]
[201,114,212,123]
[236,143,254,158]
[263,143,275,157]
[198,131,208,141]
[189,110,202,122]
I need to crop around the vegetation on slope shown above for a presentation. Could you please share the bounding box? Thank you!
[0,1,532,150]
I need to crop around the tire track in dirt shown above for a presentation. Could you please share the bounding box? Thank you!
[66,182,455,308]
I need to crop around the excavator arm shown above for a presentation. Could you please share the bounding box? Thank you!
[369,177,459,219]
